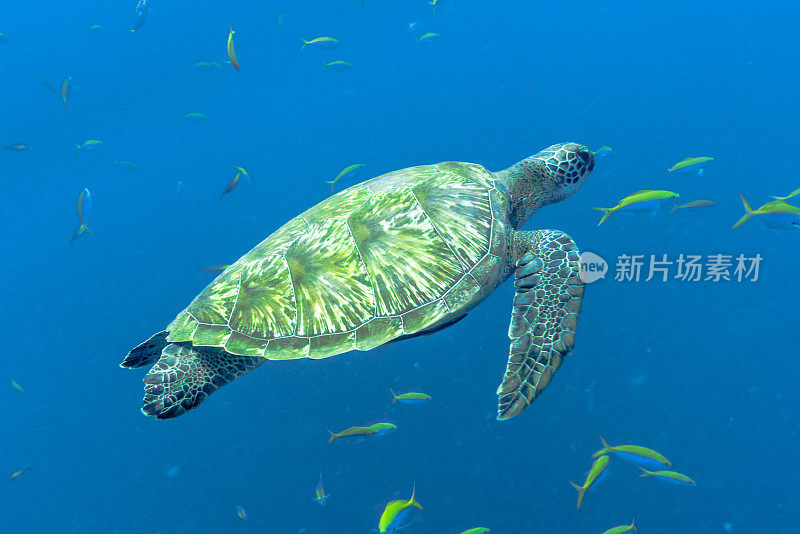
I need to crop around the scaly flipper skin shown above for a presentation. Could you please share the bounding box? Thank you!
[141,343,264,419]
[497,229,583,420]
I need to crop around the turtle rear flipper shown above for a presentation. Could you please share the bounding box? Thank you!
[141,343,264,419]
[497,229,584,420]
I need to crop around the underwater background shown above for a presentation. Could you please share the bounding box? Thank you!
[2,0,799,532]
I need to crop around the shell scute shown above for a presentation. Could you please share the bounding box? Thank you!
[225,331,267,357]
[401,299,450,335]
[309,332,356,359]
[192,324,231,347]
[354,317,404,350]
[436,161,494,188]
[472,254,502,288]
[300,185,371,225]
[187,267,240,325]
[229,254,296,339]
[444,275,482,311]
[347,188,463,316]
[412,172,491,267]
[264,336,310,360]
[165,311,198,344]
[248,217,308,257]
[365,166,440,193]
[284,217,374,336]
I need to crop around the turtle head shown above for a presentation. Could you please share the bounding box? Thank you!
[535,142,594,201]
[501,142,594,228]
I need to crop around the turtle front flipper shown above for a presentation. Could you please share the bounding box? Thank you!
[497,229,584,420]
[140,343,264,419]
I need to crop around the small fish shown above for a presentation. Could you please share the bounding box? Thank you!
[668,156,713,174]
[313,472,328,505]
[770,186,800,201]
[221,171,242,198]
[61,76,71,111]
[732,194,800,230]
[236,505,246,519]
[4,144,28,151]
[181,112,208,121]
[8,469,25,481]
[378,484,423,533]
[461,529,491,534]
[325,163,364,192]
[323,60,353,71]
[593,190,680,226]
[429,0,444,11]
[301,36,340,49]
[11,379,24,393]
[33,76,57,94]
[367,422,397,435]
[194,61,222,69]
[569,454,609,509]
[114,160,140,171]
[75,139,102,155]
[175,180,185,194]
[670,199,716,212]
[87,24,102,35]
[601,518,638,534]
[0,32,10,43]
[198,264,229,274]
[233,165,251,182]
[131,0,149,34]
[277,12,289,26]
[638,467,696,486]
[227,25,239,71]
[593,145,613,157]
[417,32,440,43]
[70,188,93,245]
[591,435,672,468]
[327,426,378,443]
[390,389,431,404]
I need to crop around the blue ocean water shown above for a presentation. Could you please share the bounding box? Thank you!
[2,1,798,532]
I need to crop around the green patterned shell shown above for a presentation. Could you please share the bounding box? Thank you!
[165,162,512,360]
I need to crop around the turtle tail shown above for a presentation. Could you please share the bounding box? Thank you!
[592,207,614,226]
[731,194,753,229]
[120,331,169,369]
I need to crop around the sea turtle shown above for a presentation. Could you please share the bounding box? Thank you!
[121,142,595,420]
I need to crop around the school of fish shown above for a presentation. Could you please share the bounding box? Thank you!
[1,2,781,532]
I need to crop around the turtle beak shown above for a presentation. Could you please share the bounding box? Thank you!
[577,148,594,174]
[560,144,593,195]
